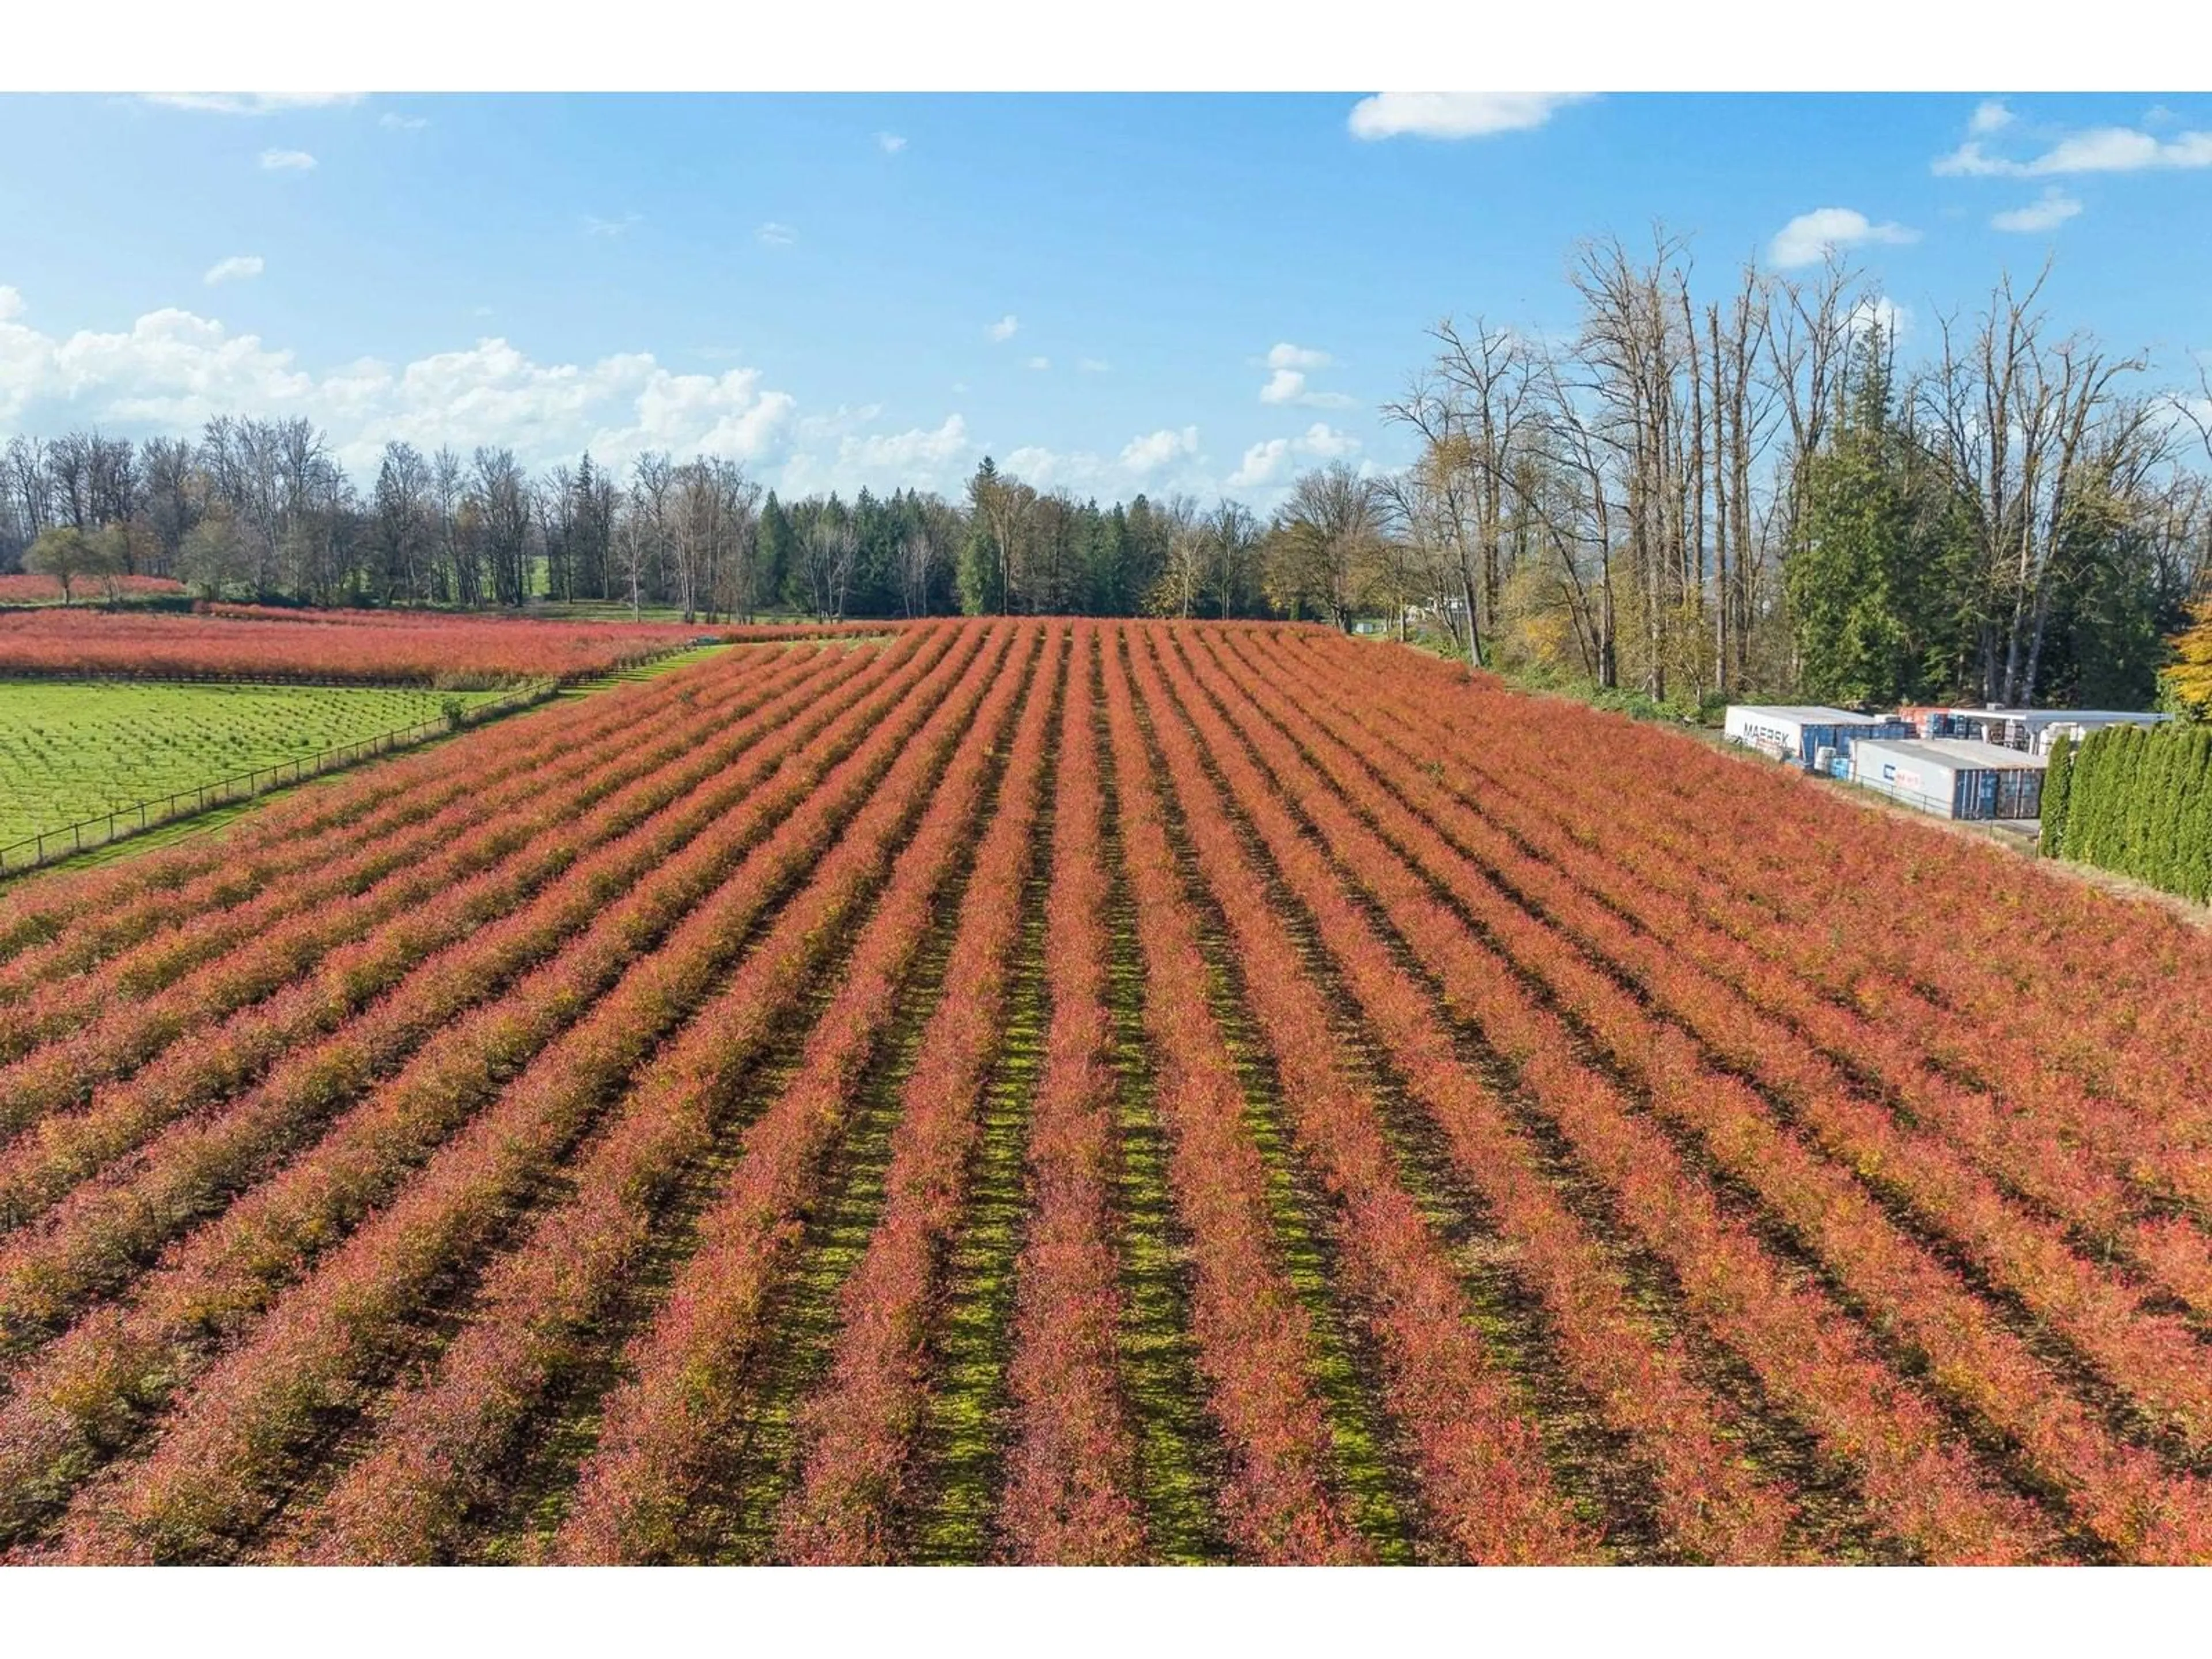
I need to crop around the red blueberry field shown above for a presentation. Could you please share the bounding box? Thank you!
[0,605,874,688]
[3,617,2211,1565]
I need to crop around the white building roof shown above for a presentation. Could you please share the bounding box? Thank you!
[1854,737,2048,772]
[1925,707,2168,727]
[1728,705,1899,727]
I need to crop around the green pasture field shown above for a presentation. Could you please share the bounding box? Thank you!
[0,680,507,848]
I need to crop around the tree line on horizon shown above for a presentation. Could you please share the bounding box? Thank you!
[5,232,2210,714]
[0,421,1368,631]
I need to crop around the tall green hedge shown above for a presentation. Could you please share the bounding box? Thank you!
[2041,733,2074,858]
[2043,722,2212,902]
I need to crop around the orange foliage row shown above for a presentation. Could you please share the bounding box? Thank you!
[290,628,1036,1565]
[997,627,1149,1563]
[0,573,185,603]
[0,604,878,687]
[0,629,951,1557]
[41,628,982,1562]
[0,645,852,1359]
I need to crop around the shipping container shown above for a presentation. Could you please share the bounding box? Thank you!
[1850,737,2049,822]
[1900,707,2172,752]
[1723,705,1914,764]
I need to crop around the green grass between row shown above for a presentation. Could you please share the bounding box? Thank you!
[0,680,512,848]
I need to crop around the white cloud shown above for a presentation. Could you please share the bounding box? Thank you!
[203,255,264,286]
[1257,345,1358,408]
[1295,422,1361,459]
[1228,438,1291,490]
[583,214,641,238]
[1118,426,1199,474]
[987,314,1019,343]
[1968,99,2016,137]
[1001,445,1070,486]
[0,289,801,478]
[0,306,316,430]
[847,414,967,470]
[142,93,361,116]
[379,112,429,132]
[783,414,972,497]
[757,221,798,247]
[998,426,1213,494]
[1078,358,1111,374]
[1768,207,1920,269]
[618,363,795,463]
[1990,187,2084,234]
[1347,92,1592,141]
[1931,141,2003,177]
[1025,355,1051,371]
[1225,423,1362,491]
[794,403,887,441]
[1936,127,2212,177]
[2040,129,2212,172]
[259,148,317,172]
[876,132,907,154]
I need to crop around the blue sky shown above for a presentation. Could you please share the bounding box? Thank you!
[0,92,2206,506]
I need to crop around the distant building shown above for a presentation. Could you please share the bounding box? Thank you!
[1851,737,2048,823]
[1723,705,1913,766]
[1899,706,2172,755]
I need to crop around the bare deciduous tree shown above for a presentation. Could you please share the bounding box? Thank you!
[1266,462,1385,630]
[1921,265,2154,703]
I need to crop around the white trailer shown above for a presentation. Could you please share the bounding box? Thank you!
[1723,705,1914,766]
[1913,707,2172,755]
[1851,737,2049,822]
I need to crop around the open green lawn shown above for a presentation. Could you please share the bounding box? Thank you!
[0,680,507,849]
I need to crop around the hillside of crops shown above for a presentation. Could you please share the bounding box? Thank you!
[0,607,874,688]
[2,617,2210,1565]
[0,681,512,849]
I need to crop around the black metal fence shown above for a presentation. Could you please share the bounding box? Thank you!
[0,680,555,878]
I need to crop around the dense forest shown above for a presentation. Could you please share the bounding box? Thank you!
[5,238,2209,713]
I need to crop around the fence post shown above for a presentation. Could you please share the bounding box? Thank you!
[4,668,547,881]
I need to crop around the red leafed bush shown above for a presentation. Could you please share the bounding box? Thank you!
[0,645,850,1314]
[0,573,186,603]
[1090,630,1364,1566]
[0,629,952,1556]
[12,613,2212,1567]
[1228,626,2212,1563]
[0,605,882,687]
[0,630,815,975]
[771,630,1060,1566]
[290,627,1039,1566]
[45,628,991,1563]
[1156,627,1790,1563]
[998,624,1147,1565]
